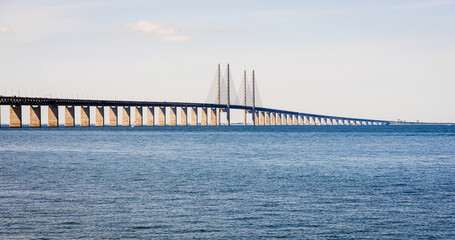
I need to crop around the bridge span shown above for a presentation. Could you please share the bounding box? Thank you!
[0,64,391,128]
[0,96,390,127]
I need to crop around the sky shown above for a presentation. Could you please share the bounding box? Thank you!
[0,0,454,123]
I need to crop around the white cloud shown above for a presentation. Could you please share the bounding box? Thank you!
[123,21,189,42]
[0,26,13,34]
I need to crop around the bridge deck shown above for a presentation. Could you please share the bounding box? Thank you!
[0,96,391,124]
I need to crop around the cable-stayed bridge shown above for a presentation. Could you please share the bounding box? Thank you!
[0,64,391,127]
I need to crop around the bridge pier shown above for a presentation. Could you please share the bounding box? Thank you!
[146,107,155,126]
[217,108,221,126]
[210,108,217,126]
[191,107,198,126]
[135,107,142,127]
[254,111,259,126]
[293,115,298,125]
[270,112,276,125]
[181,107,187,126]
[109,106,118,127]
[48,106,59,127]
[95,106,104,127]
[81,106,90,127]
[332,119,338,125]
[159,107,166,126]
[9,105,22,128]
[170,107,177,126]
[265,112,271,125]
[259,111,265,125]
[276,113,281,125]
[201,107,208,126]
[123,107,130,127]
[65,106,75,127]
[30,106,41,127]
[304,116,309,125]
[321,118,327,125]
[327,118,333,125]
[299,115,303,125]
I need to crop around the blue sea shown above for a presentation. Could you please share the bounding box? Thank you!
[1,126,455,239]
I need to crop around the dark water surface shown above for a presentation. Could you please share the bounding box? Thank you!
[1,126,455,239]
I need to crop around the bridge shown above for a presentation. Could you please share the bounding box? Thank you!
[0,64,391,128]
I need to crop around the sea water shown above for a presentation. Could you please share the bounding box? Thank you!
[1,126,454,239]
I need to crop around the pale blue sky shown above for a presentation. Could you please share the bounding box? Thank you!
[1,0,454,122]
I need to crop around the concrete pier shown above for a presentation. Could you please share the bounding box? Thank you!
[210,108,217,126]
[159,107,166,126]
[293,115,298,125]
[201,107,208,126]
[276,113,281,125]
[271,112,276,125]
[299,115,303,125]
[123,107,130,127]
[30,106,41,127]
[65,106,75,127]
[321,118,327,125]
[191,107,198,126]
[327,119,332,125]
[259,111,265,125]
[170,107,177,126]
[10,105,21,128]
[48,106,58,127]
[217,108,221,126]
[284,114,289,125]
[265,112,271,125]
[315,117,321,126]
[109,106,118,127]
[95,106,104,127]
[181,107,187,126]
[146,107,154,126]
[255,112,259,126]
[304,116,309,125]
[81,106,90,127]
[135,107,142,127]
